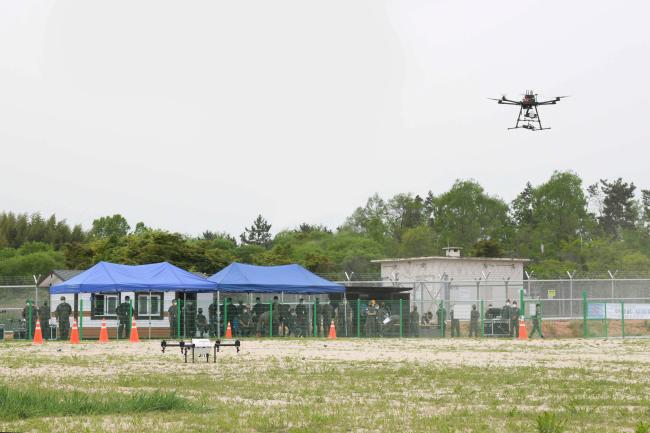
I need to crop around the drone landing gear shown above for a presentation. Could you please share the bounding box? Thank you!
[508,106,550,131]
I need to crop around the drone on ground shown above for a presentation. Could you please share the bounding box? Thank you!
[490,90,568,131]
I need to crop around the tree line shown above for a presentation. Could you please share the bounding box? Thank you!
[1,170,650,279]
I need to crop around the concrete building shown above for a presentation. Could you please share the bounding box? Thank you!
[372,248,529,313]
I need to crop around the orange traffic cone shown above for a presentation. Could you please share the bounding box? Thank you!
[328,320,337,339]
[99,318,109,343]
[518,316,528,340]
[225,321,232,338]
[33,318,43,345]
[70,319,80,344]
[130,318,140,343]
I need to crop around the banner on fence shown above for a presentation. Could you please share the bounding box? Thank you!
[589,303,650,320]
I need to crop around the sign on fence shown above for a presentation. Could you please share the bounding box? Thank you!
[528,303,537,316]
[589,303,650,320]
[547,290,556,299]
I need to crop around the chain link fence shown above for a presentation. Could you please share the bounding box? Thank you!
[3,277,650,340]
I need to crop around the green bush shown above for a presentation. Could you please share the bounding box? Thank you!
[536,412,565,433]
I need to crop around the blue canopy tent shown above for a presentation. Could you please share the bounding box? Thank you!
[50,261,217,293]
[208,263,345,294]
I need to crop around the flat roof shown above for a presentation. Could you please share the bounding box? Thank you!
[372,256,530,264]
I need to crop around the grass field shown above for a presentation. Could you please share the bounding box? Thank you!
[1,338,650,433]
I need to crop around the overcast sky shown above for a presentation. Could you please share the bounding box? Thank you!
[1,1,649,237]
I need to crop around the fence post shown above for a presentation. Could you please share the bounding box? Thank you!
[269,301,273,337]
[313,301,317,337]
[604,301,609,338]
[439,301,445,338]
[582,290,588,338]
[224,298,229,336]
[519,288,524,318]
[481,299,485,337]
[621,300,625,338]
[79,299,84,340]
[356,299,360,338]
[28,299,33,340]
[399,299,403,338]
[177,300,181,339]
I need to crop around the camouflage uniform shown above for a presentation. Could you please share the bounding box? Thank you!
[295,299,308,337]
[55,297,72,339]
[436,304,447,337]
[469,304,480,337]
[530,303,544,338]
[320,302,333,337]
[168,300,178,338]
[450,307,460,337]
[196,308,208,337]
[410,307,420,337]
[208,301,218,336]
[116,297,131,339]
[38,301,51,339]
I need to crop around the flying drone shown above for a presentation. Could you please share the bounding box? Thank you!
[490,90,568,131]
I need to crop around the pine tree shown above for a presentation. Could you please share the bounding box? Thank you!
[240,215,272,248]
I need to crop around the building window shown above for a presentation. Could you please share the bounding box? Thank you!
[91,294,120,319]
[135,293,163,319]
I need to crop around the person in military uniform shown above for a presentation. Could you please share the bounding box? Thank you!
[511,301,520,338]
[320,300,334,337]
[252,297,265,324]
[116,296,132,339]
[295,298,308,337]
[530,303,544,338]
[196,308,209,337]
[278,300,290,336]
[22,300,37,338]
[450,305,460,337]
[409,306,420,337]
[55,296,72,339]
[365,300,378,337]
[469,304,480,337]
[38,301,51,339]
[256,310,271,337]
[208,299,218,337]
[239,304,252,337]
[234,300,246,336]
[436,302,447,337]
[168,299,178,338]
[184,299,197,338]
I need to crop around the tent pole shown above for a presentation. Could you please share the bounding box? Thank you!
[148,290,151,340]
[183,292,187,339]
[217,291,221,339]
[344,293,348,337]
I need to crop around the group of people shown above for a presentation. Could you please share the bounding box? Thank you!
[21,296,74,339]
[419,299,543,338]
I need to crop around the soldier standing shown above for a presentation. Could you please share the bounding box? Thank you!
[38,301,51,339]
[450,306,460,337]
[365,300,378,337]
[184,299,197,338]
[116,296,131,339]
[469,304,480,337]
[410,306,420,337]
[530,303,544,338]
[168,299,178,338]
[21,300,37,338]
[436,302,447,337]
[196,308,208,337]
[239,305,252,337]
[511,301,520,338]
[295,298,308,337]
[55,296,72,339]
[208,300,218,337]
[252,297,265,326]
[278,301,290,336]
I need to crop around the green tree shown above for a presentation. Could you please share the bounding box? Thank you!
[470,239,505,258]
[598,178,638,237]
[90,214,131,238]
[428,180,510,250]
[240,215,272,248]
